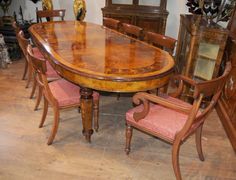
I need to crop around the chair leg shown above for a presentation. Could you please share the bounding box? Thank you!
[30,74,37,99]
[117,93,120,100]
[25,65,33,88]
[34,86,42,111]
[22,59,28,80]
[93,99,99,132]
[125,124,133,155]
[39,97,48,128]
[47,106,60,145]
[172,140,182,180]
[195,124,205,161]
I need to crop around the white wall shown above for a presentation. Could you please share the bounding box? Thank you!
[166,0,188,38]
[5,0,187,39]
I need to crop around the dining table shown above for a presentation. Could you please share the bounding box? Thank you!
[29,21,175,143]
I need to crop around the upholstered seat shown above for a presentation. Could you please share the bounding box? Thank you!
[32,47,59,79]
[27,44,100,145]
[126,95,201,142]
[49,79,99,107]
[125,62,231,180]
[45,61,60,79]
[32,47,44,59]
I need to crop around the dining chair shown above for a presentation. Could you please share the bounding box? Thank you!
[146,31,177,94]
[12,21,20,34]
[114,23,143,100]
[27,44,100,145]
[17,30,33,88]
[121,23,143,40]
[146,31,176,55]
[12,22,27,80]
[36,9,66,23]
[125,62,231,180]
[103,17,120,31]
[18,31,60,110]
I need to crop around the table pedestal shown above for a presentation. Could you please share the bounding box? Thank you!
[80,87,93,142]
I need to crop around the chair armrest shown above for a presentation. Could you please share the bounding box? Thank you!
[133,92,191,121]
[174,75,196,86]
[169,75,196,98]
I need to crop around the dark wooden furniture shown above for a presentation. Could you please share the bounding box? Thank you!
[17,30,32,88]
[29,21,175,142]
[175,14,228,80]
[146,31,177,94]
[125,62,231,180]
[216,9,236,153]
[102,0,168,35]
[0,17,23,60]
[121,23,143,40]
[103,17,120,30]
[175,14,228,101]
[36,9,66,23]
[27,44,100,145]
[146,31,176,55]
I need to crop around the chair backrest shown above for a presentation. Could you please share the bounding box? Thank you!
[36,9,66,23]
[178,62,232,139]
[27,44,56,105]
[17,30,30,58]
[122,23,143,40]
[103,17,120,30]
[146,31,176,55]
[12,21,20,36]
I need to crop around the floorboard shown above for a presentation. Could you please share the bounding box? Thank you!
[0,60,235,180]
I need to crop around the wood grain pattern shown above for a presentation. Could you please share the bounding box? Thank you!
[29,21,174,92]
[29,21,174,142]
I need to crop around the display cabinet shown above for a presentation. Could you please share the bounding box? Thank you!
[101,0,168,35]
[175,14,228,82]
[216,8,236,153]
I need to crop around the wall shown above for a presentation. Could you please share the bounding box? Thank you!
[3,0,188,39]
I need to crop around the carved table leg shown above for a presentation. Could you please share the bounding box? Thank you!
[80,87,94,142]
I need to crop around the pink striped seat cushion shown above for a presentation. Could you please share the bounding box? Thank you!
[126,95,201,141]
[32,47,60,79]
[32,47,44,59]
[49,79,99,107]
[46,61,60,79]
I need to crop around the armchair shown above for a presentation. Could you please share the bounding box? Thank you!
[125,62,231,180]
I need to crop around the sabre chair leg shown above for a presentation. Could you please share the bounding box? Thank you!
[47,106,60,145]
[34,86,42,111]
[30,74,37,99]
[172,140,182,180]
[93,99,99,132]
[22,59,28,80]
[195,124,205,161]
[39,97,48,128]
[25,65,33,88]
[125,124,133,155]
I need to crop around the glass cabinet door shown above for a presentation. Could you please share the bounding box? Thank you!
[193,42,220,80]
[138,0,160,6]
[112,0,133,5]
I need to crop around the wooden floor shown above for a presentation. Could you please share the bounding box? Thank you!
[0,60,235,180]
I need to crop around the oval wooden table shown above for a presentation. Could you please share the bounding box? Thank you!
[29,21,175,142]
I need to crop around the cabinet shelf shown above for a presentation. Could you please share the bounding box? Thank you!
[175,14,228,96]
[175,14,228,81]
[197,54,216,61]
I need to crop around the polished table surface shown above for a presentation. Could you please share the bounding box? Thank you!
[29,21,175,142]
